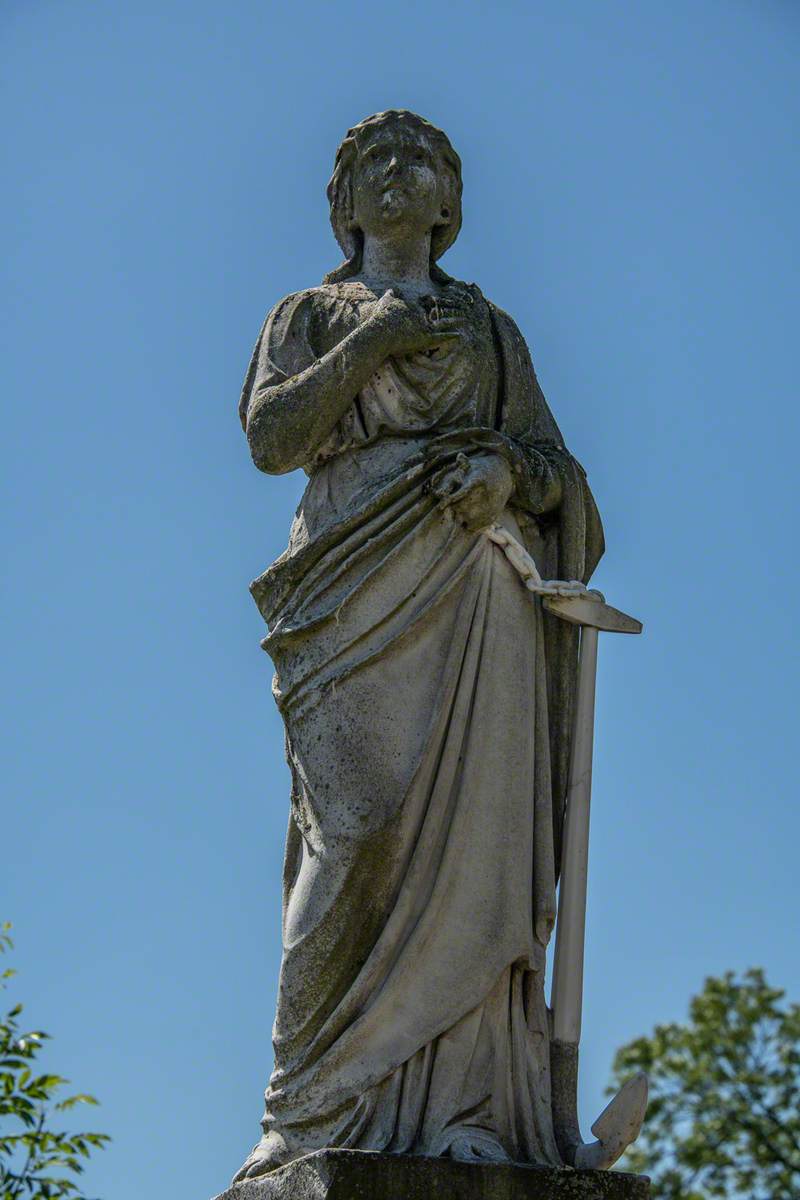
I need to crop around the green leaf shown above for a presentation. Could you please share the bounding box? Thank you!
[55,1096,98,1112]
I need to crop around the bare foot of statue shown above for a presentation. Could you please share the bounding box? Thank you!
[446,1128,511,1164]
[231,1132,290,1183]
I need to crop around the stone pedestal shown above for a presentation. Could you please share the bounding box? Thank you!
[212,1150,650,1200]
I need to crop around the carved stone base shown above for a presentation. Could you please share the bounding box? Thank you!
[212,1149,650,1200]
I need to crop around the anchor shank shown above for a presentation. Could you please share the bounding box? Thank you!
[551,624,598,1044]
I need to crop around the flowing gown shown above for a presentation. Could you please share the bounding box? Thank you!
[239,278,604,1169]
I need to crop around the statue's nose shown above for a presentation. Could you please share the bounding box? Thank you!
[385,154,400,177]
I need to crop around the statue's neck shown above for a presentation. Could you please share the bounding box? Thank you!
[358,231,434,294]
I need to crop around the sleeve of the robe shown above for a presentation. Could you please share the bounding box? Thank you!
[238,290,320,431]
[489,302,604,585]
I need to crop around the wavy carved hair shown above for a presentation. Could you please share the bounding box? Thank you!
[324,110,463,285]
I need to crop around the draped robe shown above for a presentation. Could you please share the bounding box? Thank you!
[240,279,604,1169]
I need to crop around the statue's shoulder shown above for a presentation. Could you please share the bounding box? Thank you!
[263,285,327,323]
[479,294,528,349]
[257,285,349,350]
[448,281,529,348]
[264,280,374,330]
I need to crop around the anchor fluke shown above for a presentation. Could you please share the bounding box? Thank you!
[574,1072,649,1170]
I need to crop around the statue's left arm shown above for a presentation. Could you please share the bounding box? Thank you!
[489,302,604,585]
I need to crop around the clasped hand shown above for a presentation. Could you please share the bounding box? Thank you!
[430,451,514,532]
[370,288,465,357]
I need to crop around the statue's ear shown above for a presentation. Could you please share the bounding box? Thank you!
[431,165,462,259]
[344,222,363,260]
[433,204,451,229]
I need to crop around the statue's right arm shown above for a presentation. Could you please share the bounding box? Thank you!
[244,290,456,473]
[244,313,394,474]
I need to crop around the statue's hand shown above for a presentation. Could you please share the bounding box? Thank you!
[432,452,514,532]
[370,288,462,356]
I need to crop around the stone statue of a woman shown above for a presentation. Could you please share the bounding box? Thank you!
[234,110,604,1182]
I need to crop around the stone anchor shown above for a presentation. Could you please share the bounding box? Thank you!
[487,525,648,1170]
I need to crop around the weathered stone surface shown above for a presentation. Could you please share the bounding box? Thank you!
[214,1150,650,1200]
[228,110,643,1185]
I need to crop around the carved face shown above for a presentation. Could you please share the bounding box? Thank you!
[350,124,449,241]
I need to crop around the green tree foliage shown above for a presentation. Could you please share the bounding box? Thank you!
[610,968,800,1199]
[0,924,109,1200]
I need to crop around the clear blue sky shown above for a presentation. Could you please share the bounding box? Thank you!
[3,2,798,1197]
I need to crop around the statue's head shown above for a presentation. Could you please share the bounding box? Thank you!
[326,110,463,283]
